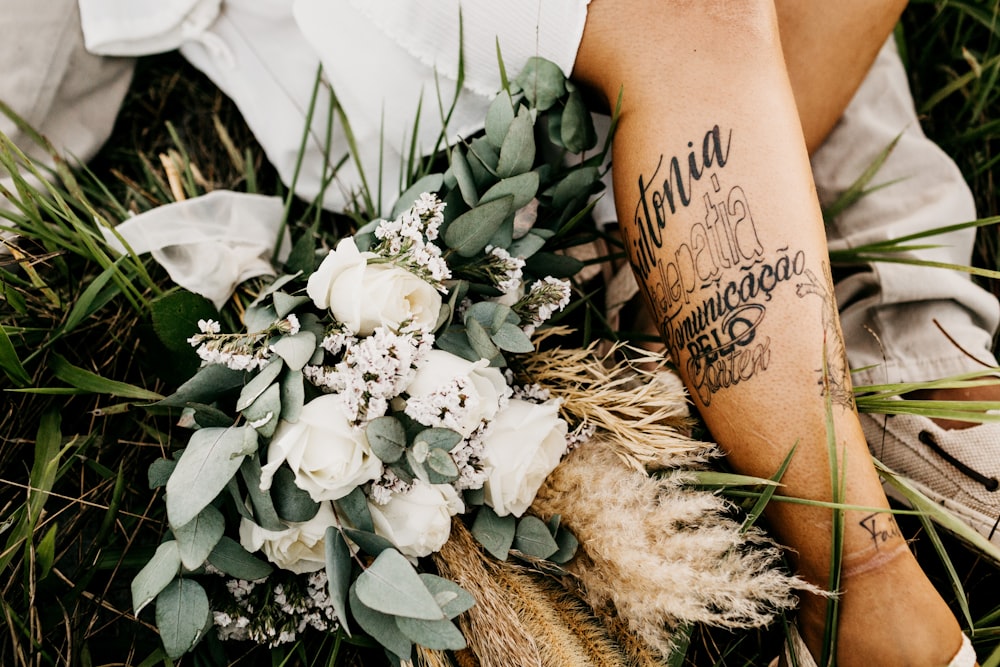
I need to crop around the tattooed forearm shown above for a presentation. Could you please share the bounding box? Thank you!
[630,125,810,406]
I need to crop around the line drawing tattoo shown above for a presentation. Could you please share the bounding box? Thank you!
[795,262,855,409]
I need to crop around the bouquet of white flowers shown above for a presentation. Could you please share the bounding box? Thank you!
[128,58,606,662]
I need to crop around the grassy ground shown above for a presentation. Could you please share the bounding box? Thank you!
[2,2,1000,665]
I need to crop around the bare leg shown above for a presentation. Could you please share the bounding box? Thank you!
[573,2,964,664]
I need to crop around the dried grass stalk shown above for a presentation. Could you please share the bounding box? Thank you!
[415,646,456,667]
[520,338,706,471]
[434,520,543,667]
[436,521,635,667]
[532,439,803,659]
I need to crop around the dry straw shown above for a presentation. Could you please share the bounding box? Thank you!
[518,332,704,471]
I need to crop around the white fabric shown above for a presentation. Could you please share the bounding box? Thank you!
[1,0,133,214]
[949,634,976,667]
[78,0,591,215]
[78,0,221,55]
[100,191,291,309]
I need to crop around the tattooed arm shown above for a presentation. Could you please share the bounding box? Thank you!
[573,2,965,665]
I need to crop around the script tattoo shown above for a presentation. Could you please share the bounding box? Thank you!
[631,125,806,406]
[859,513,902,551]
[795,262,855,409]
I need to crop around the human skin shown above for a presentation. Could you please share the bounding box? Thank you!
[572,1,967,664]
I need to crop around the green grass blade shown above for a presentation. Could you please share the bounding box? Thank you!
[48,353,163,400]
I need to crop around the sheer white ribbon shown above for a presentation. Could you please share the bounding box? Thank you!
[100,190,291,309]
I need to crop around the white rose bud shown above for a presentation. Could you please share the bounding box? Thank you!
[260,394,382,502]
[404,349,510,436]
[307,237,441,335]
[369,481,464,558]
[238,501,337,574]
[481,398,568,517]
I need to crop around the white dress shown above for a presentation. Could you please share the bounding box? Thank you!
[77,0,591,215]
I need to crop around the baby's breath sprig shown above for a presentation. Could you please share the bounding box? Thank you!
[371,193,451,291]
[512,277,572,336]
[186,316,300,371]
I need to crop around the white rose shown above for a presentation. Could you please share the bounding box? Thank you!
[403,349,510,436]
[369,481,464,558]
[239,500,337,573]
[260,394,382,502]
[481,398,568,517]
[307,237,441,335]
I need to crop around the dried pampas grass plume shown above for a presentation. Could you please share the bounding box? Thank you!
[434,520,634,667]
[519,335,706,471]
[532,438,806,659]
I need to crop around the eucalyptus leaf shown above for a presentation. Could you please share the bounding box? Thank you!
[418,574,475,619]
[412,428,462,452]
[450,147,479,208]
[467,136,500,177]
[173,504,225,570]
[405,450,431,485]
[425,449,459,484]
[325,527,353,635]
[166,426,258,528]
[525,251,584,279]
[552,166,599,213]
[242,382,281,438]
[273,465,320,522]
[466,300,515,330]
[485,90,515,148]
[249,273,302,307]
[395,616,466,651]
[335,487,374,533]
[464,487,485,507]
[131,541,181,615]
[244,303,278,334]
[150,290,219,353]
[443,195,514,257]
[507,232,546,259]
[487,216,514,250]
[154,364,245,409]
[367,416,407,464]
[355,549,443,620]
[272,292,311,319]
[550,525,579,564]
[207,536,273,581]
[270,331,317,371]
[279,369,305,423]
[513,515,559,559]
[560,88,598,152]
[496,108,535,178]
[471,507,516,561]
[434,329,480,362]
[155,578,211,660]
[465,318,503,366]
[514,57,566,111]
[344,528,395,557]
[236,357,284,411]
[480,171,539,211]
[187,402,236,428]
[491,322,535,354]
[284,229,317,275]
[148,458,177,489]
[240,454,284,531]
[348,585,413,660]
